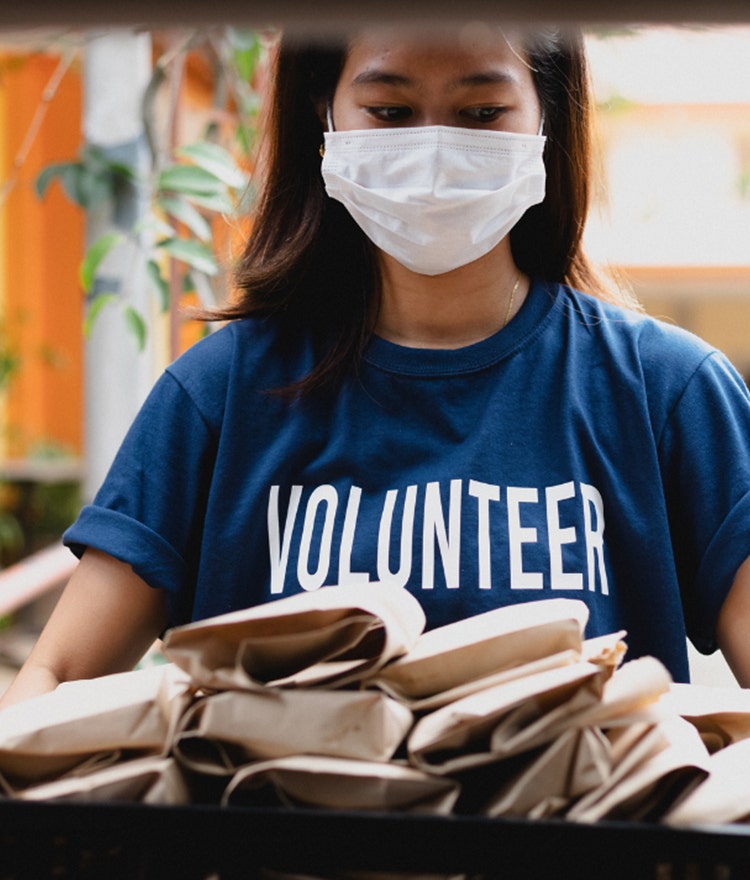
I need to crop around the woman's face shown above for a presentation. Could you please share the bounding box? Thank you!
[329,30,542,136]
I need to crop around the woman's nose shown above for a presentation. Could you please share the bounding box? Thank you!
[417,111,455,127]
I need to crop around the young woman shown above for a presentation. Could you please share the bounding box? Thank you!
[3,25,750,708]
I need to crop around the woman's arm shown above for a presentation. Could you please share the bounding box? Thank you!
[0,548,170,710]
[716,555,750,688]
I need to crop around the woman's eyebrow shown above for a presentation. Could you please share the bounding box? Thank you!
[349,69,518,89]
[350,70,412,88]
[448,71,519,89]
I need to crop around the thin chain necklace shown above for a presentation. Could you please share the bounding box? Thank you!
[503,274,521,328]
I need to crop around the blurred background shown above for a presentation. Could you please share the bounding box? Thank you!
[0,24,747,691]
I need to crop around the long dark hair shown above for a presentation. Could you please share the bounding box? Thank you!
[217,28,629,395]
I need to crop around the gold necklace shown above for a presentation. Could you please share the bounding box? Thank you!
[503,274,521,328]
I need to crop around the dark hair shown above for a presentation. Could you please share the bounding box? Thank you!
[218,28,631,395]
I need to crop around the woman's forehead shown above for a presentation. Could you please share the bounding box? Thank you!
[341,28,533,84]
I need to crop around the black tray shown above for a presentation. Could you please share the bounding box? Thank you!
[2,800,750,879]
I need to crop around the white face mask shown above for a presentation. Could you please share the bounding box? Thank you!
[321,123,547,276]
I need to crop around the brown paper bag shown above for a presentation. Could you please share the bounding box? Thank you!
[663,737,750,826]
[16,755,190,805]
[390,649,582,713]
[407,660,607,774]
[221,754,460,815]
[566,717,710,822]
[478,657,668,785]
[0,663,193,782]
[581,631,628,671]
[486,670,610,759]
[662,682,750,752]
[374,598,588,702]
[561,656,672,733]
[162,583,426,692]
[478,649,662,762]
[480,726,612,818]
[606,720,660,769]
[174,687,413,774]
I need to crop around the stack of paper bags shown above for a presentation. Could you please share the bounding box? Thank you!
[165,584,457,813]
[0,583,747,828]
[0,663,193,803]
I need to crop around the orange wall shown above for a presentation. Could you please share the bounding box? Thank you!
[0,53,84,459]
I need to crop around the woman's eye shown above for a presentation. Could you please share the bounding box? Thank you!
[462,106,506,123]
[366,106,412,123]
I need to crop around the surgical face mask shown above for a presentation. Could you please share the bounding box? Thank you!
[320,122,547,276]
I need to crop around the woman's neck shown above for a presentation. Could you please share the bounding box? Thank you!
[374,241,527,349]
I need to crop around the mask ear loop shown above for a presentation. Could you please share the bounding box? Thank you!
[319,102,335,158]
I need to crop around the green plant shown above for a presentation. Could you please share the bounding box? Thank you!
[35,143,136,211]
[35,28,267,353]
[0,508,24,565]
[0,334,20,392]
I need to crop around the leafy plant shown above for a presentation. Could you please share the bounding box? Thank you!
[0,509,24,565]
[0,334,20,392]
[35,27,267,354]
[35,143,136,210]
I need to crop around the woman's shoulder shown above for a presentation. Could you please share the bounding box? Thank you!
[557,282,717,370]
[165,313,319,402]
[555,281,748,413]
[168,315,289,379]
[160,316,294,415]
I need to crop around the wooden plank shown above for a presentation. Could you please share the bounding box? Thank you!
[0,0,749,29]
[0,543,75,616]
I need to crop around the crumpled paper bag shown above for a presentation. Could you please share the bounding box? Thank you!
[561,656,673,733]
[221,754,460,814]
[479,726,612,818]
[163,583,426,692]
[662,682,750,752]
[407,660,609,774]
[174,687,412,775]
[0,663,193,783]
[663,736,750,826]
[373,598,589,703]
[566,716,710,823]
[16,754,190,805]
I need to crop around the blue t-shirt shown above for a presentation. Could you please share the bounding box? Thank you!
[63,280,750,681]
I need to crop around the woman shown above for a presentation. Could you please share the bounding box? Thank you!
[3,25,750,708]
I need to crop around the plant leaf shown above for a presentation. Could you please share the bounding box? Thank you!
[73,167,115,209]
[157,238,219,276]
[228,28,263,80]
[80,144,136,183]
[177,142,247,190]
[124,305,147,352]
[158,195,213,241]
[79,232,125,293]
[35,161,78,200]
[133,213,176,239]
[37,155,122,209]
[183,191,235,214]
[157,164,227,197]
[83,292,118,338]
[146,259,170,311]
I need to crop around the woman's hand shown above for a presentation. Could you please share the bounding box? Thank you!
[716,555,750,688]
[0,548,170,710]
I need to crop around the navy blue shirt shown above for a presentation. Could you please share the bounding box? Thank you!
[64,280,750,681]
